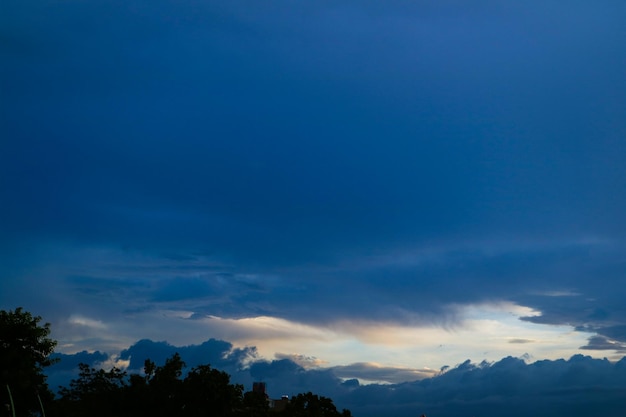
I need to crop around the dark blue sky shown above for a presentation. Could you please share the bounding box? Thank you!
[2,1,626,415]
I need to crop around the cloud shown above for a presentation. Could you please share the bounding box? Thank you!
[274,353,328,368]
[50,350,109,371]
[6,238,626,370]
[151,277,215,302]
[341,355,626,417]
[580,335,626,353]
[330,362,438,384]
[118,338,258,373]
[508,338,535,344]
[68,315,108,330]
[46,338,626,417]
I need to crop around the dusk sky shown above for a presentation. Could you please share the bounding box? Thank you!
[2,1,626,415]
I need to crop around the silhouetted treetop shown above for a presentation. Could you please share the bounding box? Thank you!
[0,307,57,417]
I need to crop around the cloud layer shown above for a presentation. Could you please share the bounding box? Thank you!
[47,338,626,417]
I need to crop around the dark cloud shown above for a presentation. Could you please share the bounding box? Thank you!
[596,325,626,344]
[341,355,626,417]
[331,363,437,384]
[508,338,535,344]
[514,246,626,351]
[3,0,625,256]
[50,350,109,371]
[151,277,216,302]
[46,338,626,417]
[66,275,148,298]
[118,338,257,372]
[580,336,626,352]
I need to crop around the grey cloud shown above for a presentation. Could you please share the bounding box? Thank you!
[236,358,346,400]
[7,237,626,362]
[341,355,626,417]
[274,353,326,369]
[256,240,626,340]
[16,237,626,355]
[580,336,626,352]
[47,339,256,396]
[331,363,437,384]
[514,246,626,353]
[118,338,257,373]
[596,325,626,344]
[47,340,626,417]
[66,275,149,299]
[151,277,216,302]
[508,338,535,344]
[49,350,109,371]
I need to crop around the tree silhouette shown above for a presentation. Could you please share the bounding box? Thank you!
[56,353,248,417]
[134,353,186,417]
[181,364,243,417]
[280,392,351,417]
[57,364,127,417]
[241,390,270,417]
[0,307,57,417]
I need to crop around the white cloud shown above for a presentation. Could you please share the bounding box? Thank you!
[274,353,328,368]
[68,315,108,329]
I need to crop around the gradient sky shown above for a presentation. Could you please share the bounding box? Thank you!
[2,1,626,415]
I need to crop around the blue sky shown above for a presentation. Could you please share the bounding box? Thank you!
[2,1,626,415]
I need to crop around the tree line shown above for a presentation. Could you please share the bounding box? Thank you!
[1,308,351,417]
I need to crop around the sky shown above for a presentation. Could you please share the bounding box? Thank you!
[1,0,626,415]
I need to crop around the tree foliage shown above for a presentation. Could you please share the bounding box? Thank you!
[55,353,248,417]
[281,392,352,417]
[57,364,127,417]
[242,390,270,417]
[54,356,352,417]
[181,364,243,417]
[0,307,57,417]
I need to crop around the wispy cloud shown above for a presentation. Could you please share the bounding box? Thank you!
[508,338,535,344]
[331,362,438,384]
[68,315,107,330]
